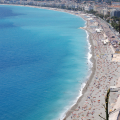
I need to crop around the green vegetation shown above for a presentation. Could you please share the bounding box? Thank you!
[85,9,120,32]
[86,10,97,14]
[96,14,104,19]
[86,10,105,19]
[111,16,120,21]
[111,17,120,32]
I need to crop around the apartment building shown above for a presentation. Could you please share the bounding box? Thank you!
[110,9,120,17]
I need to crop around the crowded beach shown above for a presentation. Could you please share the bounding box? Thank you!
[62,10,120,120]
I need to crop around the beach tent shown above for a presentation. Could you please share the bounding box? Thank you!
[102,39,109,45]
[96,29,102,33]
[87,18,93,20]
[103,41,107,45]
[104,33,108,39]
[105,39,109,43]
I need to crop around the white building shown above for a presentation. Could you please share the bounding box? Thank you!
[84,5,93,11]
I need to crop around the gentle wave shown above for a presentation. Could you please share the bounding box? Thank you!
[59,19,93,120]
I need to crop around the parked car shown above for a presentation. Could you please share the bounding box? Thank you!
[111,36,115,38]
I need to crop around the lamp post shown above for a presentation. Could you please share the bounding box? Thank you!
[105,88,110,120]
[119,18,120,34]
[99,86,120,120]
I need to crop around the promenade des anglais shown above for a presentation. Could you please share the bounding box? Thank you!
[0,0,120,120]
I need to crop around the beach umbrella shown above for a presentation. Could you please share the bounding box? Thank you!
[89,107,91,110]
[109,109,112,112]
[73,114,76,116]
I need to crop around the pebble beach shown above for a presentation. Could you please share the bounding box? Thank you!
[64,12,120,120]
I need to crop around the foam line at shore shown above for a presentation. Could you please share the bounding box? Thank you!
[86,31,93,70]
[60,22,93,120]
[58,82,87,120]
[55,18,93,120]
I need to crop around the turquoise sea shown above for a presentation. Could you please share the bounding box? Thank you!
[0,5,89,120]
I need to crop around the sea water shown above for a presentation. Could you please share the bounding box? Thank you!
[0,5,89,120]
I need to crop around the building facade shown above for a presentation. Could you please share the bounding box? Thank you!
[110,9,120,17]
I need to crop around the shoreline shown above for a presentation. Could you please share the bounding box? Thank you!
[1,4,120,120]
[63,25,96,120]
[0,4,94,120]
[65,11,120,120]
